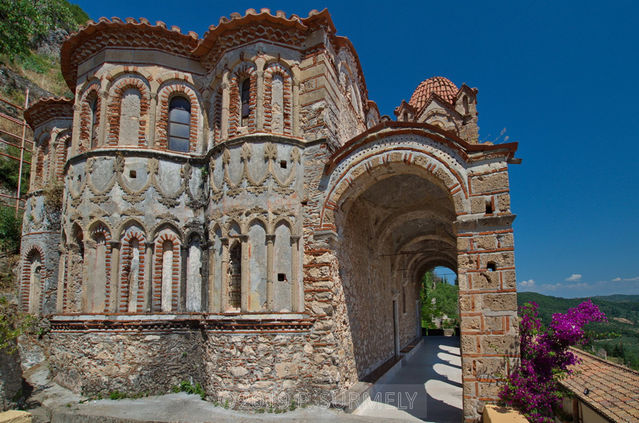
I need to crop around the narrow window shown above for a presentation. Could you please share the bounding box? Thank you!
[487,262,497,272]
[168,96,191,152]
[89,95,98,148]
[280,160,287,169]
[228,242,242,310]
[240,79,250,126]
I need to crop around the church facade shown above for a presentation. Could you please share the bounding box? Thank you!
[21,9,520,422]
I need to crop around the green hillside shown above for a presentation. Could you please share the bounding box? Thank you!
[517,292,639,370]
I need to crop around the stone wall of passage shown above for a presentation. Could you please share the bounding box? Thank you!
[337,200,396,378]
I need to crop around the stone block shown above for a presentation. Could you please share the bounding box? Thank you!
[471,172,509,194]
[461,334,479,354]
[461,315,481,331]
[474,235,498,251]
[484,316,504,332]
[472,272,499,290]
[480,334,518,355]
[481,293,517,312]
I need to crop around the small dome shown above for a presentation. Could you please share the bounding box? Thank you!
[409,76,458,110]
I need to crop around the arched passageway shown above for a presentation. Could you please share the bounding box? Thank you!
[335,168,458,379]
[318,125,520,422]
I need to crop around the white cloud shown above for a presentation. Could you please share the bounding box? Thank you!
[519,279,535,287]
[565,274,582,282]
[612,276,639,282]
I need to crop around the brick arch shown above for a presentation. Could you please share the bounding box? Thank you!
[106,75,151,146]
[228,62,257,137]
[152,229,181,312]
[119,225,146,313]
[263,63,293,136]
[21,245,45,313]
[156,80,201,152]
[54,131,72,178]
[319,139,469,232]
[78,80,101,151]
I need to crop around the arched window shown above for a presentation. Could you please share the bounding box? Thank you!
[240,79,250,126]
[168,96,191,152]
[89,93,99,148]
[228,242,242,310]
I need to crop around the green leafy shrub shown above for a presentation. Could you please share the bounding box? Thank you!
[172,380,206,400]
[0,0,88,61]
[0,296,36,353]
[0,207,23,254]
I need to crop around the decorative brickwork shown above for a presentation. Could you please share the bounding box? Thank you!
[263,63,293,136]
[118,226,146,313]
[20,246,45,313]
[211,86,222,143]
[152,229,181,312]
[78,81,101,150]
[54,132,71,178]
[89,222,112,311]
[228,63,257,137]
[106,76,150,147]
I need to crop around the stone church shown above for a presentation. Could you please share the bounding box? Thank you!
[20,9,519,422]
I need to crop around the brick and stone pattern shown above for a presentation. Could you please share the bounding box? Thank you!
[20,9,521,422]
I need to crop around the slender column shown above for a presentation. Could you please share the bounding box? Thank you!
[291,235,301,312]
[108,241,120,312]
[56,246,66,313]
[180,245,188,312]
[98,90,109,146]
[220,72,230,140]
[71,103,82,156]
[266,234,275,310]
[143,242,153,311]
[240,235,249,312]
[292,81,300,137]
[148,92,157,147]
[220,238,229,311]
[255,58,265,131]
[200,240,209,312]
[81,239,95,312]
[208,242,217,312]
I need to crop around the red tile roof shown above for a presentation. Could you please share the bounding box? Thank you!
[409,76,458,111]
[561,348,639,422]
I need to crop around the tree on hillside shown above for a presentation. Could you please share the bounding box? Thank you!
[420,270,459,329]
[0,0,88,61]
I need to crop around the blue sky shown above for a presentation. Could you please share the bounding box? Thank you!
[73,0,639,298]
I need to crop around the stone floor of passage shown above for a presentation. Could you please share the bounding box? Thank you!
[352,336,463,422]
